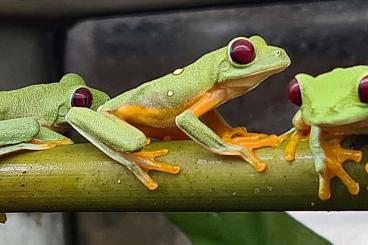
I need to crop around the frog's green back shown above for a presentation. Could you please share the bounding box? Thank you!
[0,73,109,129]
[102,35,290,111]
[103,47,226,110]
[0,83,70,125]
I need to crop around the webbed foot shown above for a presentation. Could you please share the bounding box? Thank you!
[222,127,280,172]
[128,149,180,190]
[319,137,362,200]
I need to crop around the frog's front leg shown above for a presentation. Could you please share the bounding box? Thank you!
[66,107,180,190]
[0,117,70,156]
[175,88,266,172]
[282,110,310,161]
[310,126,362,200]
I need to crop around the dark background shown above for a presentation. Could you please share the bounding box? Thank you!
[0,0,367,244]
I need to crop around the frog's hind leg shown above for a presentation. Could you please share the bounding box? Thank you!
[31,127,73,145]
[66,107,180,190]
[310,126,362,200]
[0,118,60,156]
[0,142,53,156]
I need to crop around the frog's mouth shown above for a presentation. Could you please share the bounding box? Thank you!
[316,119,368,134]
[222,65,288,92]
[310,116,368,127]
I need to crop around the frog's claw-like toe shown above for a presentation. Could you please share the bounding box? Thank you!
[318,137,362,200]
[222,129,280,172]
[132,149,181,174]
[128,149,180,190]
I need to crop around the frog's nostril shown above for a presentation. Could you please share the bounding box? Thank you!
[274,50,282,57]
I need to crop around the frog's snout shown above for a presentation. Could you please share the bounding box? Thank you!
[275,48,291,67]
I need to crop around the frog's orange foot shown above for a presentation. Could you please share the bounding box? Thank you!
[283,129,309,161]
[132,149,180,174]
[318,139,362,200]
[223,132,280,172]
[222,127,248,139]
[128,149,181,190]
[31,138,73,147]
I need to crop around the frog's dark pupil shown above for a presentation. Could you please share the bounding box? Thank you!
[230,39,256,65]
[288,78,302,106]
[359,76,368,103]
[72,88,93,108]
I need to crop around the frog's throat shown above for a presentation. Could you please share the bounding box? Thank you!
[314,118,368,134]
[221,65,288,95]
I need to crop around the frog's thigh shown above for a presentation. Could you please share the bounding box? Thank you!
[0,118,54,156]
[0,117,40,145]
[66,107,146,152]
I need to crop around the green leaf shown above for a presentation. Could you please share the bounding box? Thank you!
[166,212,330,245]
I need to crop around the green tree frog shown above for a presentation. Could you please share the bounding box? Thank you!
[66,36,291,190]
[285,66,368,200]
[0,73,109,156]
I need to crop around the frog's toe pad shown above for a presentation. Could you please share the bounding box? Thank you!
[318,141,362,200]
[132,149,181,174]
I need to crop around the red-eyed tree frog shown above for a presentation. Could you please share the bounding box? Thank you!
[0,73,109,223]
[0,73,109,155]
[66,36,291,190]
[284,66,368,200]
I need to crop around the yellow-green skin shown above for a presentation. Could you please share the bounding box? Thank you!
[0,73,109,150]
[102,36,290,114]
[66,36,291,186]
[292,66,368,172]
[298,66,368,127]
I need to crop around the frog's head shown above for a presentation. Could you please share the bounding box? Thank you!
[54,73,110,127]
[214,36,290,89]
[288,66,368,126]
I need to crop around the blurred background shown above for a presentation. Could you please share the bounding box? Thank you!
[0,0,367,244]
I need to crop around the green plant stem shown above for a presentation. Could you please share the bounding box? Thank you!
[0,140,367,211]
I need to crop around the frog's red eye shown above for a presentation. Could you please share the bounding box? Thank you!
[288,78,302,106]
[229,38,256,65]
[72,88,93,108]
[359,75,368,103]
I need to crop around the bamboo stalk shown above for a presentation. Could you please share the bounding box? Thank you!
[0,140,367,211]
